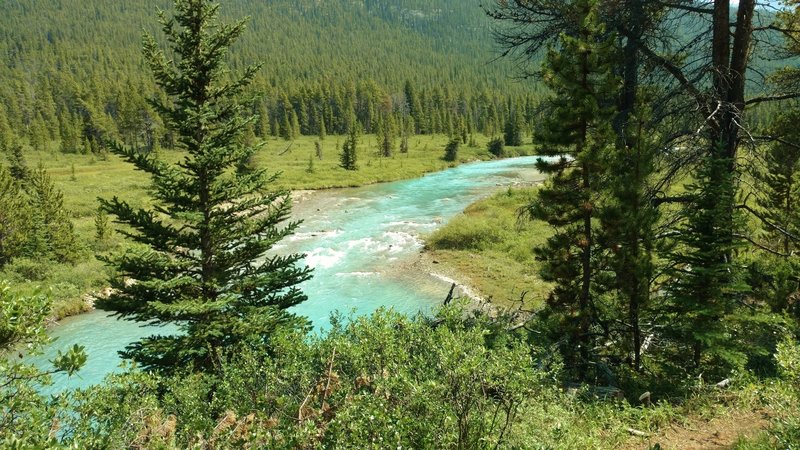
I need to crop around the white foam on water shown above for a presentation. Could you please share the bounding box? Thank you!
[382,231,421,253]
[335,271,379,278]
[385,221,437,229]
[430,273,457,285]
[305,247,345,269]
[345,237,391,253]
[288,229,343,242]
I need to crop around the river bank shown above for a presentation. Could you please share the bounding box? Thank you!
[39,146,541,323]
[423,183,554,311]
[34,156,552,392]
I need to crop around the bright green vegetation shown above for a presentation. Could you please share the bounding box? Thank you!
[426,187,553,307]
[2,305,798,448]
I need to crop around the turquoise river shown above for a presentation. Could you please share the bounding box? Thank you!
[34,156,548,393]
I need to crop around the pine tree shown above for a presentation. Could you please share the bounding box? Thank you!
[664,153,750,374]
[0,167,30,267]
[0,106,14,153]
[306,152,315,174]
[378,113,395,158]
[99,0,311,373]
[755,109,800,255]
[94,206,110,243]
[7,144,29,182]
[25,165,79,264]
[503,105,523,147]
[521,0,618,379]
[599,106,659,372]
[340,124,359,171]
[487,137,505,158]
[443,136,460,162]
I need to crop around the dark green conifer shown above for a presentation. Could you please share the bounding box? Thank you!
[755,109,800,255]
[0,167,29,267]
[99,0,311,373]
[378,113,396,158]
[25,165,79,264]
[521,0,617,379]
[340,123,359,171]
[443,136,460,162]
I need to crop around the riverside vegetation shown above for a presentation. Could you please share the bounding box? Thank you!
[2,0,800,448]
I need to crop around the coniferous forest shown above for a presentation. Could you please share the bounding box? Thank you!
[2,0,800,448]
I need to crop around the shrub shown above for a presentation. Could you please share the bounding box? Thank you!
[67,308,547,449]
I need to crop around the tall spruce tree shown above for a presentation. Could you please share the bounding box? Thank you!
[99,0,311,373]
[599,106,659,373]
[378,113,396,158]
[664,153,750,374]
[0,167,29,268]
[339,123,359,170]
[755,109,800,256]
[521,0,618,379]
[25,165,79,264]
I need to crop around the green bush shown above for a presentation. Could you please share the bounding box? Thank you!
[67,308,548,449]
[777,337,800,388]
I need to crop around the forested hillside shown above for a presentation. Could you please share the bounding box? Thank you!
[0,0,541,153]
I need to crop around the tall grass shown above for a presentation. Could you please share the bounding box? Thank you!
[425,187,553,307]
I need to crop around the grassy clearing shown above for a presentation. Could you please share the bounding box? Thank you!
[1,134,539,318]
[425,186,553,309]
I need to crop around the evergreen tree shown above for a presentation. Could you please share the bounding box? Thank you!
[7,144,29,182]
[755,109,800,255]
[306,153,315,174]
[599,107,659,372]
[99,0,311,373]
[339,124,359,171]
[664,154,750,374]
[0,106,12,153]
[0,167,29,267]
[378,113,396,158]
[25,165,79,264]
[521,0,618,379]
[94,205,110,243]
[503,105,523,147]
[443,136,460,162]
[487,137,505,158]
[399,116,411,154]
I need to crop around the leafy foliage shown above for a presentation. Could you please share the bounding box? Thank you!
[0,283,85,447]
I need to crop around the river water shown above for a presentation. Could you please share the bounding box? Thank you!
[35,156,546,392]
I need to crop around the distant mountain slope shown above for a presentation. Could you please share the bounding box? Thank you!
[0,0,523,91]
